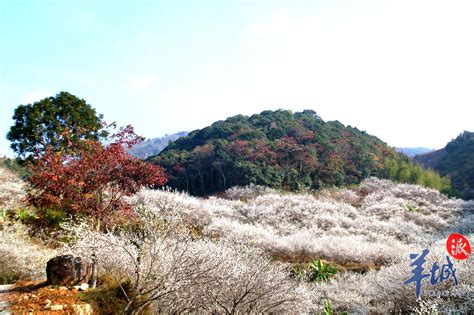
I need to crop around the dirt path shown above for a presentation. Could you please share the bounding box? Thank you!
[0,281,92,314]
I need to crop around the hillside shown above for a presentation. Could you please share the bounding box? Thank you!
[0,159,26,213]
[125,179,474,313]
[2,166,473,312]
[395,147,433,157]
[415,131,474,199]
[150,110,450,196]
[128,131,188,159]
[0,158,29,179]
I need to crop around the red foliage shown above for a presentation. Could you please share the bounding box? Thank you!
[27,125,167,222]
[229,140,250,156]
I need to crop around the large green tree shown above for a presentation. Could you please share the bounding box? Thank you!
[7,92,105,158]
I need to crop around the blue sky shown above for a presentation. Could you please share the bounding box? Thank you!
[1,0,473,156]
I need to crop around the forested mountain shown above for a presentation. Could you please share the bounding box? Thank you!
[149,110,450,196]
[128,131,188,159]
[415,131,474,199]
[396,147,433,157]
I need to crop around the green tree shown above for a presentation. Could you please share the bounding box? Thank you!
[7,91,105,159]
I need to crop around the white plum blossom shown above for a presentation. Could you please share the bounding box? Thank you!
[1,163,473,313]
[125,177,473,312]
[0,167,26,212]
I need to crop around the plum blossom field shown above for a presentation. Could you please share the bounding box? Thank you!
[1,167,59,284]
[129,179,473,266]
[1,162,473,313]
[0,166,25,213]
[125,178,474,312]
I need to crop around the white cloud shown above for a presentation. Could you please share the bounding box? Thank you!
[23,89,51,104]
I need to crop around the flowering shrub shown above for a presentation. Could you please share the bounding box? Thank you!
[0,165,54,283]
[0,222,57,284]
[0,166,26,213]
[2,171,472,312]
[224,184,277,200]
[309,236,474,313]
[68,209,310,314]
[129,178,471,266]
[125,178,473,312]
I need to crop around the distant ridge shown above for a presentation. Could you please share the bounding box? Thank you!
[129,131,188,159]
[395,147,433,158]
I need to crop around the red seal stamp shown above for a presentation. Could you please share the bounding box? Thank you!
[446,233,471,260]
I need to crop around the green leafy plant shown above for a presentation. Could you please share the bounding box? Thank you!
[324,299,333,315]
[0,209,6,222]
[307,259,337,282]
[405,203,420,213]
[291,265,307,281]
[43,208,68,227]
[7,91,106,159]
[15,208,38,222]
[292,259,337,282]
[0,270,20,285]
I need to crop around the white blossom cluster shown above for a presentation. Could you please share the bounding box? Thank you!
[129,178,473,265]
[224,183,278,200]
[0,165,57,283]
[126,178,473,312]
[0,222,58,283]
[308,236,474,313]
[0,166,26,213]
[1,165,473,312]
[68,213,312,314]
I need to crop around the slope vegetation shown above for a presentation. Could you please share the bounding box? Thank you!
[1,164,472,312]
[150,110,449,196]
[415,131,474,199]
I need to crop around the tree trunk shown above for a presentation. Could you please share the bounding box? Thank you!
[90,252,97,289]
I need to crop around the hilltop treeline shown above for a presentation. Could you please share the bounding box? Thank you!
[150,110,450,196]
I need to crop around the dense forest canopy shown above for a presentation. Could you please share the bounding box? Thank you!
[415,131,474,199]
[150,110,450,196]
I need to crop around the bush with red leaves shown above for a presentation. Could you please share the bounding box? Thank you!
[27,125,167,223]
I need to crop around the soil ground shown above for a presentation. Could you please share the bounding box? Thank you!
[0,281,89,314]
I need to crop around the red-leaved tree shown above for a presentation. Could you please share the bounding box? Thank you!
[27,125,167,225]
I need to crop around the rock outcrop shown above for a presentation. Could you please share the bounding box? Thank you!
[46,255,92,286]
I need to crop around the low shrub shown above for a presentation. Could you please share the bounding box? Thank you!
[79,283,130,315]
[67,207,311,314]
